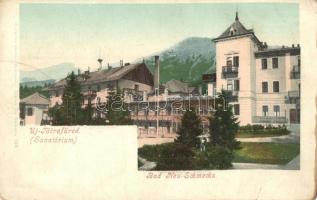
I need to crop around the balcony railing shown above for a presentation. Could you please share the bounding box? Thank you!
[290,65,300,79]
[227,91,239,102]
[252,116,288,124]
[222,66,238,78]
[222,90,239,102]
[83,90,97,97]
[285,90,300,104]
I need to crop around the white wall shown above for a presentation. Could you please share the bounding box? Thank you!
[24,105,48,125]
[215,36,258,125]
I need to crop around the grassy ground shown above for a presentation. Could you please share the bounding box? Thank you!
[236,131,290,138]
[234,142,300,165]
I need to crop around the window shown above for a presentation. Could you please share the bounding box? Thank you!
[226,59,232,67]
[262,82,268,93]
[134,84,139,91]
[27,107,33,116]
[273,81,279,92]
[233,56,239,67]
[227,80,233,91]
[262,105,268,116]
[261,59,267,69]
[273,105,280,116]
[234,104,240,115]
[272,57,278,69]
[234,80,240,91]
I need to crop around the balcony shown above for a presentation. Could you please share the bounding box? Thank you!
[290,65,300,79]
[226,91,239,102]
[83,90,97,97]
[285,90,300,104]
[252,116,288,124]
[222,66,238,78]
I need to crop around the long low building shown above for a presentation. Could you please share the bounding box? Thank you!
[48,62,154,109]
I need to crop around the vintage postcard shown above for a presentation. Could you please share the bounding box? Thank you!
[0,0,316,199]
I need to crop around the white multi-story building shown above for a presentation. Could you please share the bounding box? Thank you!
[211,13,300,125]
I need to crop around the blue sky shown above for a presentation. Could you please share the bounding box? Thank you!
[20,3,299,71]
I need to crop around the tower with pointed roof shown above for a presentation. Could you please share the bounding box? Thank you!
[212,12,262,124]
[211,12,300,126]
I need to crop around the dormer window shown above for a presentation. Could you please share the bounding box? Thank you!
[230,27,234,36]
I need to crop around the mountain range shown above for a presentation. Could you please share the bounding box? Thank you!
[145,37,215,85]
[20,37,216,86]
[20,63,77,83]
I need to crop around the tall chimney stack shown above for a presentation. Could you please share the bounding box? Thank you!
[97,58,103,70]
[154,55,160,90]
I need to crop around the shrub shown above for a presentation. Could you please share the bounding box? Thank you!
[195,146,233,169]
[238,124,290,136]
[156,143,195,170]
[138,144,171,162]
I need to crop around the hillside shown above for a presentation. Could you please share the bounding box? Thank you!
[144,37,216,85]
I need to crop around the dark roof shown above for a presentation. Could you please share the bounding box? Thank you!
[51,63,149,89]
[20,92,50,105]
[202,73,216,83]
[213,13,262,46]
[217,19,251,39]
[255,46,300,58]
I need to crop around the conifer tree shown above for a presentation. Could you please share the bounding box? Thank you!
[209,90,240,151]
[49,71,84,125]
[176,109,202,148]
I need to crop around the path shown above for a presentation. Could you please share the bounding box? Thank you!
[138,156,157,170]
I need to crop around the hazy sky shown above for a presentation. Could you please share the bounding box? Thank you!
[20,3,299,71]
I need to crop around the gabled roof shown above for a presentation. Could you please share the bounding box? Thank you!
[164,79,199,94]
[51,62,151,89]
[20,92,50,105]
[165,79,189,93]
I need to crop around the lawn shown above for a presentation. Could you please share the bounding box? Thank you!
[234,142,300,165]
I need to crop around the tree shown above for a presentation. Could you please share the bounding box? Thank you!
[49,71,85,125]
[176,109,202,148]
[208,90,240,151]
[105,88,133,125]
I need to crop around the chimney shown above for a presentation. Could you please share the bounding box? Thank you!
[97,58,103,70]
[292,44,295,48]
[154,55,160,90]
[78,68,81,75]
[297,44,300,48]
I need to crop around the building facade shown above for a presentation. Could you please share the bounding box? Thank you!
[20,92,51,125]
[48,62,154,110]
[211,13,300,125]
